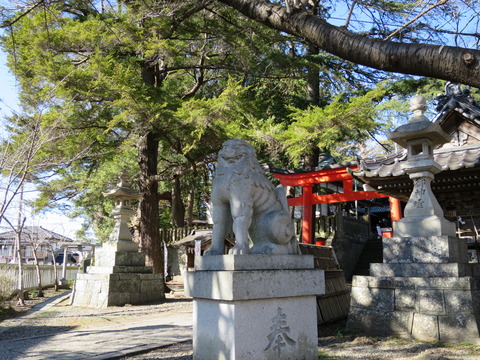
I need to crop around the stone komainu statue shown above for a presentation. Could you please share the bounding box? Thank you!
[205,139,299,255]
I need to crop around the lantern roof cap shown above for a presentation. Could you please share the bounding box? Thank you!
[103,172,142,199]
[387,95,450,148]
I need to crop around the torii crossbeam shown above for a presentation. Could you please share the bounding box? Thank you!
[272,166,402,244]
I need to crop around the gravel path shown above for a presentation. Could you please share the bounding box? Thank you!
[0,290,192,342]
[120,336,480,360]
[2,290,480,360]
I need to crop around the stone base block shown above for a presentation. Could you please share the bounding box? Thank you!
[185,268,324,301]
[102,239,139,252]
[347,275,480,344]
[94,248,146,267]
[193,296,318,360]
[88,265,153,274]
[194,254,314,271]
[71,271,163,308]
[382,236,467,264]
[393,216,456,238]
[370,262,480,277]
[187,255,324,359]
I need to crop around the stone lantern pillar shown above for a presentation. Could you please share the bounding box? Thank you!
[102,172,141,252]
[387,95,456,237]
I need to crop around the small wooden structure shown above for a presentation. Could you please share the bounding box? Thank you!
[299,244,350,324]
[171,229,234,270]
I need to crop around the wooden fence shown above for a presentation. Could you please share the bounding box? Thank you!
[160,227,210,245]
[0,264,78,295]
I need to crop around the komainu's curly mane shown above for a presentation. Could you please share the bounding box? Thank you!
[206,139,299,255]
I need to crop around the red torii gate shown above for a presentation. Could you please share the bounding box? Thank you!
[272,166,402,244]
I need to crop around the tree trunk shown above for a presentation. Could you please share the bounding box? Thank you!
[304,38,321,168]
[186,185,195,227]
[306,44,320,105]
[171,175,185,228]
[15,232,24,306]
[305,39,320,242]
[52,248,59,292]
[137,132,165,292]
[218,0,480,87]
[32,247,44,297]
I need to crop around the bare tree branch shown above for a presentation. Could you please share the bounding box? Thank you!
[217,0,480,87]
[384,0,449,41]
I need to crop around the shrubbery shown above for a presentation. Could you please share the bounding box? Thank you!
[0,266,16,305]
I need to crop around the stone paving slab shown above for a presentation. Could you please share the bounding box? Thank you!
[0,313,192,360]
[0,292,193,360]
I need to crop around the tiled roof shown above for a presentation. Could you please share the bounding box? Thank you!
[359,83,480,179]
[359,145,480,178]
[0,226,73,243]
[434,83,480,124]
[359,150,407,178]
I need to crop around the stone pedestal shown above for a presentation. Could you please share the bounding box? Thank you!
[382,236,468,266]
[71,245,163,308]
[394,216,456,238]
[347,272,480,344]
[347,236,480,344]
[185,255,325,360]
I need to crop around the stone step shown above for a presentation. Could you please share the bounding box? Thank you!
[88,265,153,274]
[370,262,480,277]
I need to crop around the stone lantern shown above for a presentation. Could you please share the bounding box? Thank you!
[347,95,479,344]
[102,172,142,252]
[71,172,163,308]
[387,95,456,237]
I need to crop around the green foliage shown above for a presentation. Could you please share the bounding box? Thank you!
[0,1,298,237]
[317,351,341,360]
[0,267,15,305]
[280,85,389,165]
[175,80,271,153]
[0,0,449,240]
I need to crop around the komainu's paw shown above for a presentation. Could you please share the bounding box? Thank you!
[228,245,250,255]
[251,242,290,255]
[204,247,224,256]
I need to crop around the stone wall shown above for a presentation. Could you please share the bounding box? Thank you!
[347,274,480,344]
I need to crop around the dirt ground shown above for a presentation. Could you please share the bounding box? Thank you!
[2,289,480,360]
[120,335,480,360]
[120,331,480,360]
[118,310,480,360]
[0,287,69,320]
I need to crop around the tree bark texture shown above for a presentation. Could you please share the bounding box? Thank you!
[15,232,25,306]
[171,175,185,227]
[138,132,165,281]
[32,249,44,297]
[186,186,195,227]
[218,0,480,87]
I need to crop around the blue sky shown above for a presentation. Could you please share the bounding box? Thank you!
[0,49,17,117]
